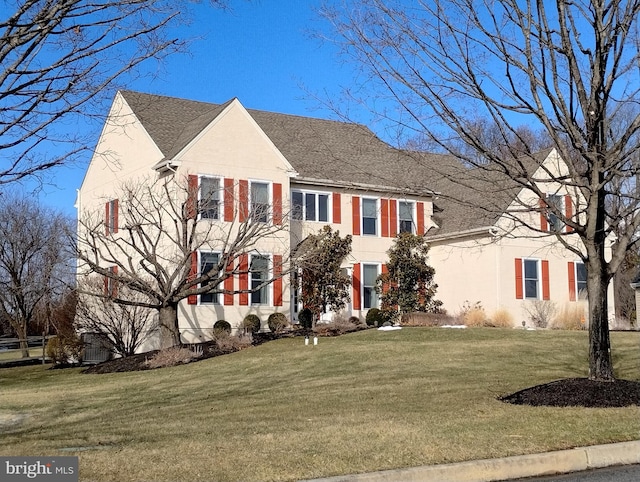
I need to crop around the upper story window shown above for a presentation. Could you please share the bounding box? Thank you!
[200,252,220,304]
[399,201,415,234]
[251,182,270,223]
[250,255,269,305]
[292,191,329,222]
[200,177,221,220]
[546,194,564,232]
[105,199,118,235]
[362,198,378,235]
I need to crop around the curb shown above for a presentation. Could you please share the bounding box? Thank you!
[301,440,640,482]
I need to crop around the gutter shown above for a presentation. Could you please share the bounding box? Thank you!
[291,176,438,198]
[426,226,495,242]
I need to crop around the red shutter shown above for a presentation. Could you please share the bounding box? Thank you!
[389,200,398,237]
[416,202,425,235]
[239,180,249,222]
[352,196,361,235]
[224,259,234,306]
[381,199,389,237]
[105,202,110,236]
[272,183,283,225]
[187,175,198,220]
[352,263,361,310]
[224,178,234,222]
[112,199,119,234]
[541,260,550,300]
[568,262,576,301]
[565,195,573,233]
[332,192,341,224]
[539,197,548,232]
[273,254,283,306]
[381,263,389,294]
[188,252,198,305]
[239,253,249,306]
[515,258,523,299]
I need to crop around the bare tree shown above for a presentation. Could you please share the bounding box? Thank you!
[0,194,71,357]
[0,0,227,185]
[76,176,290,349]
[75,278,158,357]
[323,0,640,381]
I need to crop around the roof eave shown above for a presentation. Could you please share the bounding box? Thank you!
[292,176,438,198]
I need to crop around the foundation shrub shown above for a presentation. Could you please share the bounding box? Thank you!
[298,308,313,331]
[144,346,201,369]
[488,309,514,328]
[242,314,261,334]
[213,320,232,336]
[46,334,84,365]
[267,312,289,334]
[214,332,254,351]
[313,315,359,336]
[524,300,556,328]
[365,308,385,326]
[400,312,458,327]
[348,316,363,326]
[463,307,488,327]
[550,304,587,330]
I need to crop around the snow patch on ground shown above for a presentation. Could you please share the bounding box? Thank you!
[441,325,467,329]
[377,326,402,331]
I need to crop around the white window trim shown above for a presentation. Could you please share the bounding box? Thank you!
[198,175,223,221]
[291,189,332,223]
[398,200,416,234]
[198,250,221,305]
[362,262,381,309]
[249,179,272,224]
[522,258,541,300]
[250,253,272,306]
[574,261,588,300]
[545,192,565,233]
[361,197,379,236]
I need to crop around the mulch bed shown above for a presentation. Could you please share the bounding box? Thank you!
[499,378,640,408]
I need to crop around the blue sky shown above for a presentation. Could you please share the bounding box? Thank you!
[32,1,357,216]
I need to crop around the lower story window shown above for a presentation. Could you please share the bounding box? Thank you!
[576,262,587,299]
[363,263,379,309]
[200,252,220,304]
[251,255,269,305]
[524,259,539,299]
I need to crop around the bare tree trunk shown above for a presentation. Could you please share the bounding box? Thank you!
[15,323,29,358]
[587,254,614,382]
[158,304,181,349]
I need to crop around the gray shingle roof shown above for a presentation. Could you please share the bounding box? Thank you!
[118,90,550,237]
[120,90,442,196]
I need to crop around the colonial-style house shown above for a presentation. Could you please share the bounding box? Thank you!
[77,90,613,346]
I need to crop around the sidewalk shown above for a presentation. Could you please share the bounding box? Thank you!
[302,440,640,482]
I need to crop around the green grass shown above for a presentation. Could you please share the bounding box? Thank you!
[1,328,639,482]
[0,347,42,361]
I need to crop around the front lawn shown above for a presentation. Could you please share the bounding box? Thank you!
[1,328,638,481]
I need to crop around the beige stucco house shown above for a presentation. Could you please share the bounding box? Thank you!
[78,90,613,345]
[423,148,615,326]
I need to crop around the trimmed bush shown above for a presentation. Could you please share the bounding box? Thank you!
[348,316,363,325]
[213,320,232,335]
[46,335,84,365]
[298,308,313,330]
[267,312,289,334]
[242,314,261,334]
[365,308,385,327]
